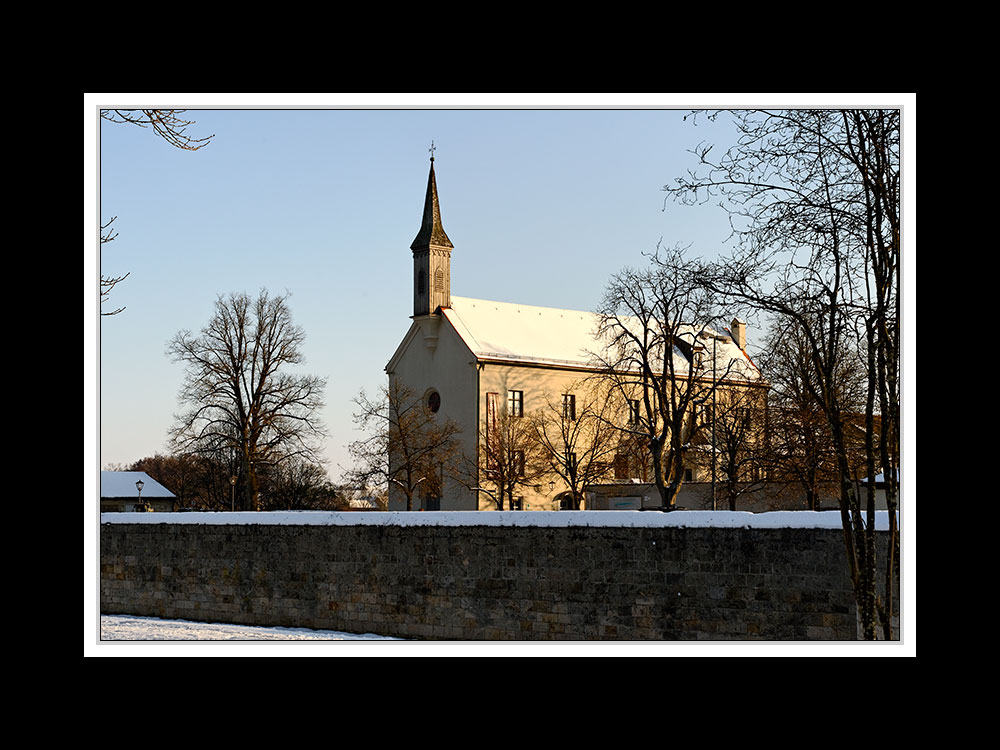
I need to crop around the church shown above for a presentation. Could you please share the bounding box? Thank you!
[386,155,765,511]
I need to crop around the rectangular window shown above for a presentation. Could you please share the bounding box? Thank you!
[614,453,629,480]
[515,449,525,477]
[486,393,499,472]
[628,399,641,426]
[508,389,524,417]
[487,392,499,431]
[563,393,576,421]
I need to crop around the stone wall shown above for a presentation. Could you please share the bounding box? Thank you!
[588,481,892,513]
[99,513,897,641]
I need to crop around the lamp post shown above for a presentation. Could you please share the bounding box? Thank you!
[230,475,237,512]
[135,479,151,512]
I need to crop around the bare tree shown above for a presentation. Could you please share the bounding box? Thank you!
[469,405,551,511]
[761,317,866,510]
[530,381,620,509]
[100,109,214,316]
[347,381,463,511]
[258,457,339,511]
[100,109,215,151]
[610,431,655,483]
[334,484,388,511]
[125,452,237,511]
[100,217,128,316]
[765,404,836,511]
[126,453,199,510]
[594,243,744,508]
[167,290,327,511]
[709,383,769,511]
[666,109,900,639]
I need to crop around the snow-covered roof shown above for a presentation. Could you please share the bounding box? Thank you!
[443,296,762,381]
[444,297,602,367]
[100,471,176,498]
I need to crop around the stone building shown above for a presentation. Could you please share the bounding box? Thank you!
[386,157,767,511]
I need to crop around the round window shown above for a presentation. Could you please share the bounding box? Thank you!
[427,391,441,413]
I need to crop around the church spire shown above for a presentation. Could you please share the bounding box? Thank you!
[411,146,454,317]
[410,144,453,252]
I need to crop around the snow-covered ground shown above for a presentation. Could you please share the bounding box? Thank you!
[91,614,907,655]
[100,614,400,641]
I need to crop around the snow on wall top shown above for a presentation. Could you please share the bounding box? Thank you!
[99,509,896,530]
[443,296,761,381]
[101,471,176,498]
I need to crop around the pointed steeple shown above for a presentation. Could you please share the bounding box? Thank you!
[411,150,453,251]
[411,146,454,317]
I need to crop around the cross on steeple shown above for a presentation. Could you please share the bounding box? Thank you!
[428,140,436,161]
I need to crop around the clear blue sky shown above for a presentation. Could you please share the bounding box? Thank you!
[87,94,914,484]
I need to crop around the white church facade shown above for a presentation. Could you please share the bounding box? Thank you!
[386,156,765,511]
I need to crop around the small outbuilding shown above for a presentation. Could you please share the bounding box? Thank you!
[100,471,176,512]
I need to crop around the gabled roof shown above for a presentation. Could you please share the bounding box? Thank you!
[441,296,763,382]
[100,471,176,498]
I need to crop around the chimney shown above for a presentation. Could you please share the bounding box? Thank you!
[731,318,746,350]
